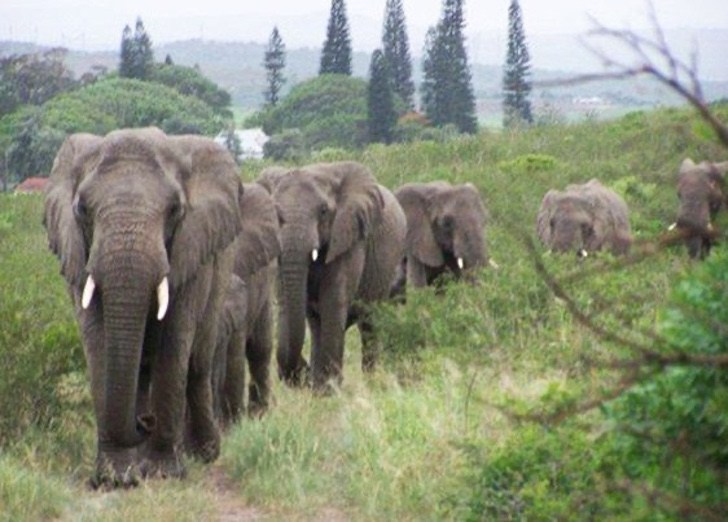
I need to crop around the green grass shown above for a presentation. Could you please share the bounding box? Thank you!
[0,105,725,519]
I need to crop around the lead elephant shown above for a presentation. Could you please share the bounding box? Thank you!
[392,181,490,294]
[213,183,280,425]
[673,158,727,258]
[258,161,406,390]
[536,179,632,256]
[44,128,243,488]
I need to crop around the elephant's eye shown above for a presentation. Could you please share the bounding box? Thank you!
[582,224,594,237]
[318,203,330,218]
[73,195,89,221]
[168,200,185,222]
[549,218,555,230]
[441,215,454,230]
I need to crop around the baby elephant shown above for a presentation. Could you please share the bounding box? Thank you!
[393,181,490,293]
[213,183,280,425]
[537,179,632,256]
[671,158,727,259]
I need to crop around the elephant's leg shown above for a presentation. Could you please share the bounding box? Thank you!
[246,303,272,417]
[222,327,247,426]
[407,256,429,288]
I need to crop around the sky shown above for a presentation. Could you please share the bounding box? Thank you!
[2,0,727,52]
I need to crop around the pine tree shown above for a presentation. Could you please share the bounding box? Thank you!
[319,0,352,75]
[119,24,134,78]
[420,0,477,134]
[263,27,286,106]
[367,49,397,144]
[131,17,154,80]
[502,0,532,127]
[382,0,415,110]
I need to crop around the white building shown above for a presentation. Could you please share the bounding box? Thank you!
[214,128,269,161]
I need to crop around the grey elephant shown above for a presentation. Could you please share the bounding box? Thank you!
[391,181,490,294]
[671,158,727,258]
[213,183,280,425]
[536,178,632,256]
[44,128,245,488]
[258,161,406,390]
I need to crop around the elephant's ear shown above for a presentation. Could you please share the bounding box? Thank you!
[168,137,242,288]
[43,133,102,287]
[256,166,290,194]
[396,183,444,267]
[326,162,384,264]
[235,183,281,277]
[536,189,560,245]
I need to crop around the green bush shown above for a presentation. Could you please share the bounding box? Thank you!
[263,128,307,162]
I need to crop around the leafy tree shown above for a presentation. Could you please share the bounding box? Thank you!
[149,63,232,117]
[319,0,352,75]
[382,0,415,110]
[367,49,397,144]
[5,110,65,182]
[0,49,77,115]
[119,18,154,80]
[263,128,306,161]
[263,27,286,106]
[420,0,477,134]
[502,0,533,128]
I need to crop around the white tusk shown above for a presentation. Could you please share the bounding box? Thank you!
[311,248,319,262]
[157,277,169,321]
[707,222,714,232]
[668,222,677,231]
[578,249,589,258]
[81,275,95,309]
[457,257,464,269]
[488,259,500,270]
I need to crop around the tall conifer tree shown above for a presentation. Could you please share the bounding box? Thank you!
[319,0,352,75]
[420,0,477,133]
[119,24,134,78]
[263,26,286,106]
[367,49,397,144]
[502,0,532,127]
[132,17,154,80]
[382,0,415,110]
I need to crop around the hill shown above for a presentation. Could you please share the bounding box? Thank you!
[4,38,728,121]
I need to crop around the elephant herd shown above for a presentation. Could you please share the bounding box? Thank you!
[42,128,726,488]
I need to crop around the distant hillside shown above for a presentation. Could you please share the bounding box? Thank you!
[3,38,728,122]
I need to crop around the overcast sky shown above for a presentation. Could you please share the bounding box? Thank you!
[2,0,727,53]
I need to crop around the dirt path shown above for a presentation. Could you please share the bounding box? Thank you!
[208,466,266,522]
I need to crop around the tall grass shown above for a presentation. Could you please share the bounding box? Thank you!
[1,105,724,519]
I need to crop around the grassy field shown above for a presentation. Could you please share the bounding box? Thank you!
[1,106,726,520]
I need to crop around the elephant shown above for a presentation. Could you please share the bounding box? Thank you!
[44,127,246,488]
[213,183,280,425]
[391,181,490,294]
[671,158,727,259]
[258,161,407,391]
[536,178,632,256]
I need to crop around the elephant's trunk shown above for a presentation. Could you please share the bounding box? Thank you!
[277,247,310,383]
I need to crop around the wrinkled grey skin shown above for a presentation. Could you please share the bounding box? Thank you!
[213,183,280,425]
[44,128,242,488]
[391,181,489,294]
[536,179,632,256]
[258,162,406,390]
[674,158,727,259]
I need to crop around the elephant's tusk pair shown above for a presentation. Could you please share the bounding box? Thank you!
[457,257,464,269]
[81,275,96,309]
[80,275,169,321]
[311,248,319,262]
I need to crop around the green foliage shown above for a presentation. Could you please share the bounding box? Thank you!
[149,63,232,117]
[119,18,154,80]
[382,0,415,110]
[5,110,66,181]
[497,153,558,175]
[0,454,70,521]
[367,49,397,144]
[319,0,352,76]
[263,128,307,161]
[254,74,368,152]
[263,26,286,107]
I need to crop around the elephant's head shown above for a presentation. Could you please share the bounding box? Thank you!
[538,191,598,256]
[44,128,241,480]
[396,181,488,273]
[674,158,727,259]
[258,162,383,382]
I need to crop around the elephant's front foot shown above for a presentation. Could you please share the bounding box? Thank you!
[139,447,187,480]
[187,429,221,463]
[278,358,310,387]
[90,448,140,490]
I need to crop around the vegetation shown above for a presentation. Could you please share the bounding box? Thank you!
[119,17,154,80]
[503,0,533,128]
[1,103,726,518]
[148,63,232,117]
[263,27,286,107]
[382,0,415,111]
[367,50,397,144]
[421,0,478,134]
[319,0,352,76]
